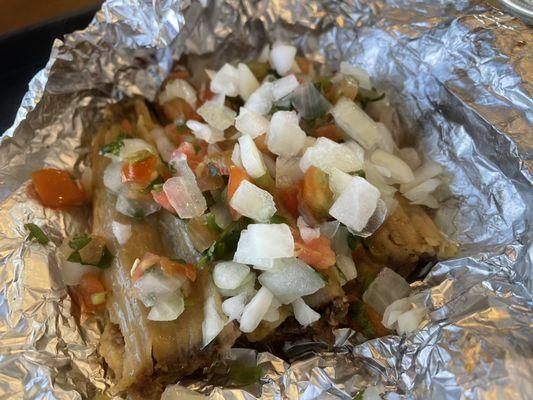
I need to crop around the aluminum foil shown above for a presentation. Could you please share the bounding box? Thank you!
[1,0,531,398]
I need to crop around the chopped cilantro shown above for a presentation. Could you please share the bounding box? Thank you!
[96,246,114,269]
[346,232,358,251]
[351,170,366,179]
[200,218,250,266]
[184,297,194,309]
[69,233,91,251]
[24,223,49,245]
[269,214,287,224]
[67,251,82,263]
[100,133,129,156]
[229,365,263,387]
[353,392,364,400]
[141,175,165,194]
[206,213,220,232]
[349,301,376,338]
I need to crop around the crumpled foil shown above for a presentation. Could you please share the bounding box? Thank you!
[0,0,531,398]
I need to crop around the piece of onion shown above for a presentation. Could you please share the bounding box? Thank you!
[202,292,227,347]
[290,82,331,120]
[292,297,320,326]
[370,149,414,184]
[269,42,297,76]
[238,134,267,178]
[239,286,274,333]
[362,267,411,315]
[235,107,269,139]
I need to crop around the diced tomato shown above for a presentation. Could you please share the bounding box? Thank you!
[31,169,86,208]
[79,273,106,309]
[121,155,158,187]
[199,79,215,104]
[152,190,176,213]
[279,185,300,218]
[295,56,311,75]
[315,124,343,142]
[227,166,249,202]
[302,166,333,218]
[294,234,336,270]
[174,142,206,170]
[160,257,197,282]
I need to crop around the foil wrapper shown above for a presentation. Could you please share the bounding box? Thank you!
[1,0,531,398]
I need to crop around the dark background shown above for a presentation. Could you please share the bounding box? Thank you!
[0,1,101,133]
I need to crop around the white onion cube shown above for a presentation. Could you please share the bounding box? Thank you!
[239,286,274,332]
[362,267,411,315]
[267,111,306,158]
[292,297,320,326]
[300,137,362,174]
[270,42,297,76]
[237,63,260,100]
[245,82,274,115]
[237,134,267,178]
[210,63,239,97]
[196,98,236,130]
[258,258,325,304]
[213,261,251,290]
[159,78,197,106]
[329,177,380,233]
[275,156,304,188]
[222,292,248,322]
[398,147,422,170]
[330,97,381,149]
[370,149,414,184]
[271,74,299,101]
[339,62,372,91]
[297,216,320,243]
[202,293,226,347]
[186,120,225,143]
[163,176,207,219]
[235,107,269,139]
[234,223,294,267]
[400,160,443,193]
[328,167,353,198]
[230,180,276,222]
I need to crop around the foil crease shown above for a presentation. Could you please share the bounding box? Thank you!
[0,0,531,399]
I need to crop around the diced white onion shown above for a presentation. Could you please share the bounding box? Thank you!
[147,292,185,322]
[210,63,239,97]
[118,138,155,161]
[292,297,320,326]
[239,286,274,332]
[336,254,357,283]
[231,143,243,168]
[159,78,197,106]
[362,267,411,315]
[244,82,274,115]
[339,61,373,91]
[258,44,270,63]
[398,147,421,170]
[111,221,131,245]
[267,111,306,158]
[319,220,340,239]
[197,96,236,130]
[60,259,100,286]
[300,137,363,174]
[411,194,439,208]
[202,293,227,347]
[238,134,267,178]
[402,178,441,203]
[221,292,248,322]
[237,63,260,100]
[233,223,294,267]
[103,162,123,194]
[213,261,251,290]
[235,107,269,138]
[186,120,225,143]
[328,167,353,198]
[269,42,297,76]
[263,297,282,322]
[271,74,299,101]
[400,160,443,193]
[275,156,304,188]
[329,177,380,233]
[330,97,381,149]
[297,216,320,243]
[217,272,256,297]
[396,306,428,335]
[258,258,325,304]
[210,201,232,229]
[163,176,207,219]
[150,127,175,162]
[370,149,414,184]
[376,122,397,154]
[116,195,161,218]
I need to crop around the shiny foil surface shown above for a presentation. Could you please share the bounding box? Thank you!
[0,0,531,398]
